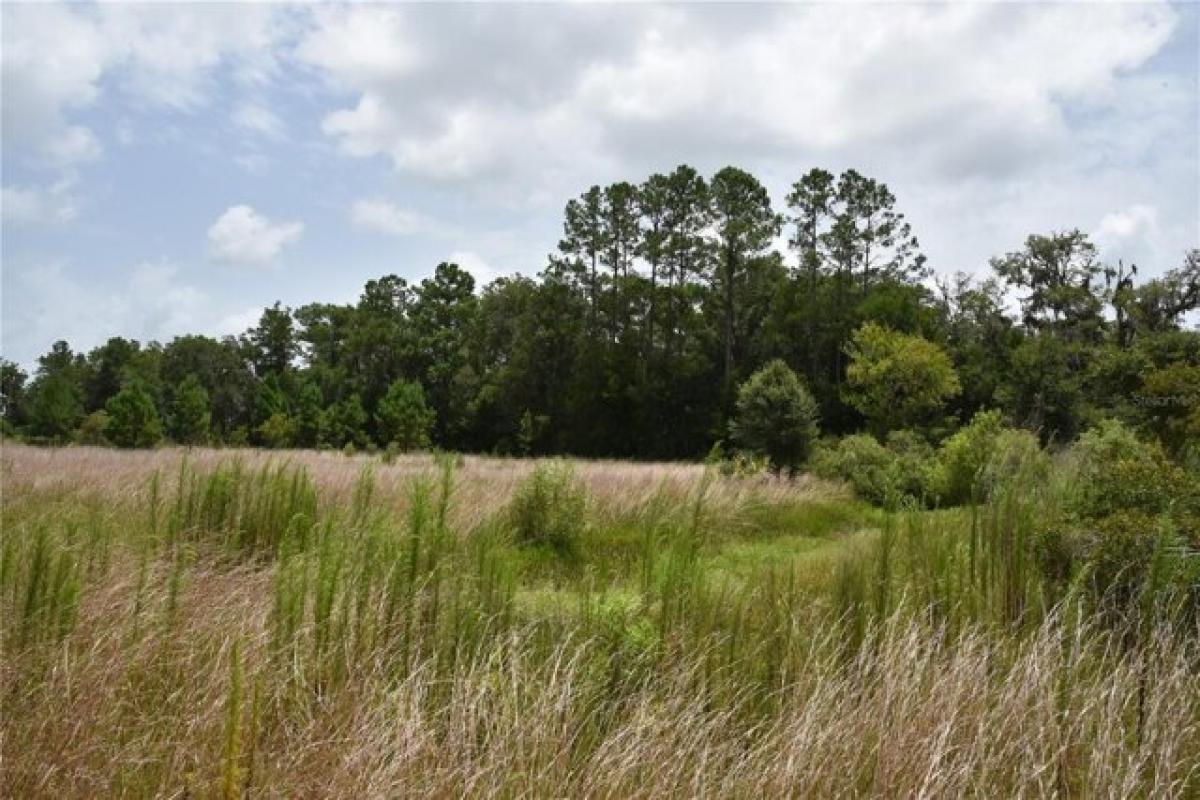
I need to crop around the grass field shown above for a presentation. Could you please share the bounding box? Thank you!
[3,443,1198,798]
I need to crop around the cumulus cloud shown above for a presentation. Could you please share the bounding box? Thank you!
[448,250,502,287]
[0,3,289,164]
[207,205,303,265]
[350,198,440,237]
[2,260,209,367]
[296,4,1178,193]
[2,180,78,226]
[233,102,285,140]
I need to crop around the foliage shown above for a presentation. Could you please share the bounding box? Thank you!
[507,461,588,553]
[170,374,211,445]
[256,412,295,449]
[104,380,163,448]
[76,410,110,445]
[730,359,820,472]
[812,432,939,508]
[843,322,961,435]
[375,379,434,452]
[3,168,1198,461]
[321,394,367,448]
[26,374,82,443]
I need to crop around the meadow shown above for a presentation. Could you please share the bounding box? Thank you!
[2,442,1198,798]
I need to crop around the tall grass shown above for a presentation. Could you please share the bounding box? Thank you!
[2,445,1197,797]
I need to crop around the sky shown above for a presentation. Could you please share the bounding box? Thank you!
[2,1,1198,370]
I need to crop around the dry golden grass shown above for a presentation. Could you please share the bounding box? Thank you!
[0,442,844,533]
[3,444,1197,798]
[7,549,1196,798]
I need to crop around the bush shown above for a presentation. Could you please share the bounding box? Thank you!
[1070,419,1196,527]
[729,360,820,473]
[507,461,588,553]
[812,432,939,508]
[104,381,163,448]
[1061,420,1200,624]
[75,410,110,446]
[936,410,1005,505]
[376,379,434,452]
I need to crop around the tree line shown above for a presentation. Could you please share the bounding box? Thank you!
[2,164,1198,458]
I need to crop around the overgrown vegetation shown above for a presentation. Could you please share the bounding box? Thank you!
[2,436,1197,796]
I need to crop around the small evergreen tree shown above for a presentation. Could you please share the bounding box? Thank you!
[376,379,434,451]
[76,410,110,445]
[321,394,368,448]
[105,380,164,448]
[27,374,82,443]
[171,374,211,445]
[294,381,323,448]
[730,359,820,473]
[256,412,295,449]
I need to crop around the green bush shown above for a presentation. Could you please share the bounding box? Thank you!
[729,360,820,473]
[507,461,588,553]
[812,432,939,508]
[1070,419,1196,529]
[1061,420,1200,624]
[104,380,163,448]
[75,410,110,446]
[933,411,1049,506]
[936,410,1005,505]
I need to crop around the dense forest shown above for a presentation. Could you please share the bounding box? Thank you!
[3,165,1198,459]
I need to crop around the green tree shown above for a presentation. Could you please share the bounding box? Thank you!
[709,167,781,399]
[27,375,82,442]
[105,380,164,448]
[376,379,434,451]
[997,335,1086,443]
[844,322,961,436]
[245,302,297,376]
[293,380,324,448]
[321,394,368,448]
[991,230,1110,343]
[730,360,820,473]
[0,359,29,429]
[170,374,211,445]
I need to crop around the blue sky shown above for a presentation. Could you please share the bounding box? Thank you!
[3,2,1197,369]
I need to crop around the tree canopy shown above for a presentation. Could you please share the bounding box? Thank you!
[2,165,1196,458]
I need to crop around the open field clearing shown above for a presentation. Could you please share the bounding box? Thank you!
[3,443,1198,798]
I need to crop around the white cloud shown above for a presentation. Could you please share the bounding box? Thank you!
[297,3,1178,195]
[448,250,504,287]
[1093,204,1164,266]
[207,205,303,265]
[0,3,290,165]
[350,198,439,237]
[216,307,264,337]
[2,260,210,367]
[2,180,78,226]
[233,102,285,140]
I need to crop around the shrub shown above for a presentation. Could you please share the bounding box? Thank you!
[936,410,1005,505]
[843,322,961,436]
[104,380,163,448]
[255,412,295,449]
[75,410,110,446]
[507,461,588,553]
[729,360,820,473]
[376,379,434,452]
[1061,420,1200,624]
[170,374,211,445]
[812,433,938,508]
[1070,419,1195,527]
